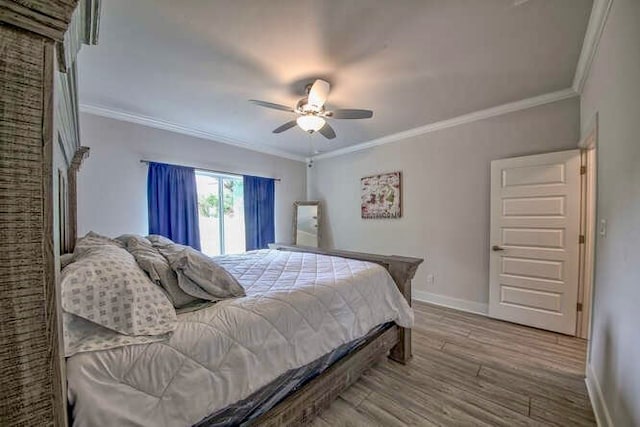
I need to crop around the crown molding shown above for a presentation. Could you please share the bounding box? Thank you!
[572,0,613,94]
[312,88,578,161]
[79,104,307,162]
[82,87,577,164]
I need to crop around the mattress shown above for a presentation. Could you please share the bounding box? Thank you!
[198,322,394,426]
[67,249,413,426]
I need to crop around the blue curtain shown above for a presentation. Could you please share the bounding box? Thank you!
[243,175,275,250]
[147,162,201,250]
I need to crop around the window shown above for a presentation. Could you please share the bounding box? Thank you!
[195,172,245,256]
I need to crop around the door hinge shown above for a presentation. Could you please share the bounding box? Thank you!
[579,235,585,244]
[580,166,587,175]
[577,302,583,312]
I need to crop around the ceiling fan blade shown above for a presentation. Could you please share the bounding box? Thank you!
[307,79,331,109]
[249,99,294,113]
[328,109,373,119]
[272,120,297,134]
[318,122,336,140]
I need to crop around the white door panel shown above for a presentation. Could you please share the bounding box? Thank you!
[489,150,581,335]
[501,228,564,248]
[501,163,566,187]
[502,196,566,216]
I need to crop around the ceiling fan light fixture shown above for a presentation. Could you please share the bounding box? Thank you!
[297,115,325,133]
[250,79,372,140]
[307,79,331,109]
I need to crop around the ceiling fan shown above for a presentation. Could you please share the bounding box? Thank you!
[249,79,373,140]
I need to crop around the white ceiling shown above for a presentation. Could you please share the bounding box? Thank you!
[78,0,593,159]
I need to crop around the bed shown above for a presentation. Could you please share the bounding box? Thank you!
[65,245,421,426]
[0,3,423,424]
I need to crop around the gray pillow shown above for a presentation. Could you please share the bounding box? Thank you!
[116,234,199,308]
[60,253,74,269]
[62,239,176,336]
[148,235,245,301]
[146,234,175,247]
[73,231,124,258]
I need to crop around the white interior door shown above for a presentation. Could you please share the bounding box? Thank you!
[489,150,581,335]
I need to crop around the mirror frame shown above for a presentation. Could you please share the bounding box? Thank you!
[293,201,321,247]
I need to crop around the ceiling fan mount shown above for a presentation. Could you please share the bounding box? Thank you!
[249,79,373,140]
[303,82,314,95]
[294,98,322,115]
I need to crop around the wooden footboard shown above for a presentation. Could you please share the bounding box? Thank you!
[255,244,422,426]
[253,325,400,426]
[268,244,423,364]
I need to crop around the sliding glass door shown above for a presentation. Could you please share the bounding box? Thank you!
[195,172,245,256]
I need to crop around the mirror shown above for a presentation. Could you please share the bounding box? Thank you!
[293,201,321,247]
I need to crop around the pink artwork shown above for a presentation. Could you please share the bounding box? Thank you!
[361,172,402,219]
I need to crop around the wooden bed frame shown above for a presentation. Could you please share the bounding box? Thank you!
[0,2,423,425]
[256,244,422,426]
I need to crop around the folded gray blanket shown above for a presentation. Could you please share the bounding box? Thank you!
[117,234,245,308]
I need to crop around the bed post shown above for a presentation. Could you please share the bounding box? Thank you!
[0,1,81,425]
[268,244,423,364]
[386,260,421,364]
[0,2,100,424]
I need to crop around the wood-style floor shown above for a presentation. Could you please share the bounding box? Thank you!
[313,301,594,426]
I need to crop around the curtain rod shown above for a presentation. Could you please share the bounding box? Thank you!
[139,160,281,182]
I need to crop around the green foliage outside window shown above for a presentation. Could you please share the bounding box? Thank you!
[198,179,242,218]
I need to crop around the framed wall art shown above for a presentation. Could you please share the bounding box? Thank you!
[361,171,402,219]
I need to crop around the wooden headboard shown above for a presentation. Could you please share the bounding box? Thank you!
[58,146,90,254]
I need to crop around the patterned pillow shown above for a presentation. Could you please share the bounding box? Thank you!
[63,312,171,357]
[61,242,177,336]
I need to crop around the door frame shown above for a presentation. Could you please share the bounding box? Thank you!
[577,113,598,340]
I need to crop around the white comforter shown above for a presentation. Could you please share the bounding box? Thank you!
[67,250,413,427]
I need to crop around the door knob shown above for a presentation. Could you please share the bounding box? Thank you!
[492,245,505,252]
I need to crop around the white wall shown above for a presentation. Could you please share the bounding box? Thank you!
[580,0,640,425]
[77,113,306,243]
[309,98,580,311]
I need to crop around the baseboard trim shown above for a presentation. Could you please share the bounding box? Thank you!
[413,290,488,316]
[585,363,613,427]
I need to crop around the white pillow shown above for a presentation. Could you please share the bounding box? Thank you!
[62,238,176,337]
